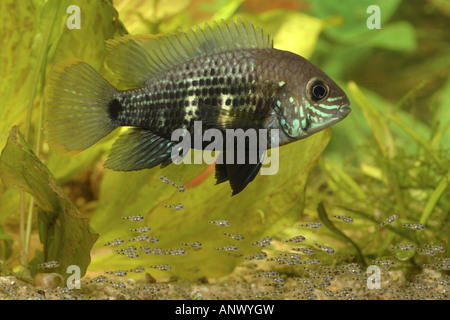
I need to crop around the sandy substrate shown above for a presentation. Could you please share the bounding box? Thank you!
[1,266,448,300]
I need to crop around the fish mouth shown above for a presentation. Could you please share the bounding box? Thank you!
[337,102,351,119]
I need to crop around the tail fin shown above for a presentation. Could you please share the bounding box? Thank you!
[45,58,118,155]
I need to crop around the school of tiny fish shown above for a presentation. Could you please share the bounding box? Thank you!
[1,15,438,301]
[79,182,448,301]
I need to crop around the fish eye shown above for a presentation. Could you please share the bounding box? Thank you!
[308,79,329,102]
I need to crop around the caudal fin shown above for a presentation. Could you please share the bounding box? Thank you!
[45,58,118,155]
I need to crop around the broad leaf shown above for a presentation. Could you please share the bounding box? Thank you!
[89,130,331,279]
[0,126,98,278]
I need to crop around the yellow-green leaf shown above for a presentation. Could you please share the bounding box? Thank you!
[0,126,98,278]
[89,130,331,279]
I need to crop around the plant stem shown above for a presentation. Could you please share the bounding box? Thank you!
[22,0,63,268]
[420,170,450,225]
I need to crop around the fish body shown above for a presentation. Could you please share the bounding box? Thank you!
[109,48,348,145]
[46,19,350,195]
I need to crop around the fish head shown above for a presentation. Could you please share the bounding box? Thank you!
[275,60,351,141]
[299,75,351,136]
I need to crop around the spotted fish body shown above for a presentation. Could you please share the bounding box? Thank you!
[111,50,273,137]
[46,20,350,195]
[110,48,348,147]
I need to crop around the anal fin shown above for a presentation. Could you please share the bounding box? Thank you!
[105,128,175,171]
[216,149,265,196]
[215,163,229,184]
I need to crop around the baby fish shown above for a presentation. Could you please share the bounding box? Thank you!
[160,175,177,188]
[104,238,125,246]
[216,245,239,252]
[140,246,165,255]
[333,215,353,223]
[267,253,300,265]
[285,235,306,243]
[129,266,146,273]
[177,179,185,193]
[115,246,138,258]
[298,222,322,229]
[402,223,425,231]
[46,19,351,196]
[251,236,273,247]
[315,243,335,254]
[416,248,435,256]
[181,241,202,248]
[390,244,415,251]
[105,270,128,277]
[146,236,159,243]
[160,175,185,193]
[244,251,267,260]
[124,252,139,259]
[128,235,152,242]
[338,263,362,274]
[252,271,279,279]
[433,257,450,263]
[224,233,244,241]
[165,248,187,256]
[122,215,144,221]
[423,244,445,253]
[129,226,152,233]
[88,276,107,284]
[372,259,395,266]
[278,253,301,261]
[164,203,184,210]
[37,261,60,269]
[208,220,230,227]
[108,281,126,289]
[149,264,172,271]
[300,258,322,265]
[292,247,315,254]
[115,245,137,253]
[378,214,398,228]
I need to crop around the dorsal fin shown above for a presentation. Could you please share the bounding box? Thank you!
[105,19,273,88]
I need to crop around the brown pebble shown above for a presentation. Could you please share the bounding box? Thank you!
[33,273,64,289]
[196,276,209,284]
[143,273,156,284]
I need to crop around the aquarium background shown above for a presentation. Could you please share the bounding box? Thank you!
[0,0,449,299]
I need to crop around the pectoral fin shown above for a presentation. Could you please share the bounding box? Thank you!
[105,128,175,171]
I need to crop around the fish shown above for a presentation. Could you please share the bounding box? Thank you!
[45,19,351,196]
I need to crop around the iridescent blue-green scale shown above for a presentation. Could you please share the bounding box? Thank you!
[111,51,274,140]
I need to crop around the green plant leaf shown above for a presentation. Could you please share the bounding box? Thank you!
[263,10,323,59]
[0,126,98,278]
[393,248,415,261]
[359,21,417,52]
[347,81,396,158]
[0,224,13,263]
[0,0,125,230]
[242,10,323,59]
[435,77,450,149]
[317,203,367,268]
[0,1,36,149]
[307,0,403,42]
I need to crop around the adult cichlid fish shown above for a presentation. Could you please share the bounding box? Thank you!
[45,19,351,195]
